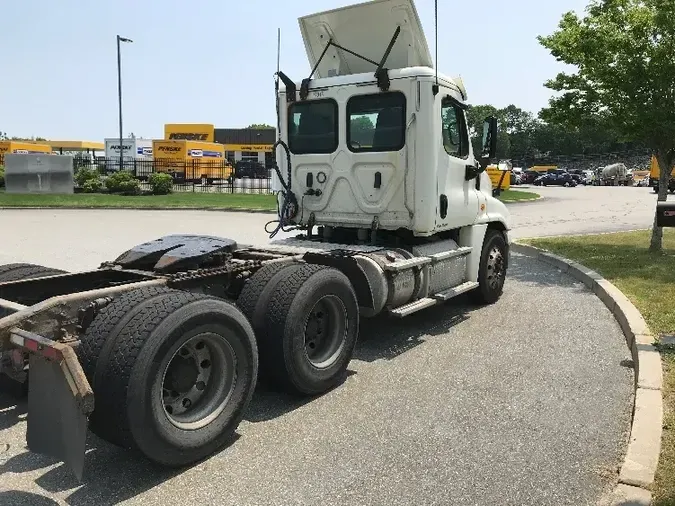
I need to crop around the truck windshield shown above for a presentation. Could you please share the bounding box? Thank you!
[288,99,338,155]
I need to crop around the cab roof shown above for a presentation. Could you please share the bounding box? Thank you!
[298,0,433,79]
[278,66,469,102]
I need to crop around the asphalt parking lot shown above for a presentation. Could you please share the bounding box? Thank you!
[0,185,649,505]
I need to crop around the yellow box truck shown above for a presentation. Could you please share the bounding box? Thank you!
[649,155,675,193]
[0,141,52,163]
[486,162,511,190]
[152,140,232,182]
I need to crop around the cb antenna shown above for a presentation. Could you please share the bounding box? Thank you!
[433,0,439,95]
[275,27,281,141]
[276,27,281,77]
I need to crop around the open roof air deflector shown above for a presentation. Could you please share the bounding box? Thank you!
[298,0,433,79]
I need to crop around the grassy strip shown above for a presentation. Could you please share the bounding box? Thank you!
[497,189,540,202]
[0,188,537,210]
[0,191,278,210]
[522,230,675,505]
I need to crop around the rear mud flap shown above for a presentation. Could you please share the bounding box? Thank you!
[26,355,88,481]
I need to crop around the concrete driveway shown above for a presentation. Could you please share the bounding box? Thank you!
[0,185,643,505]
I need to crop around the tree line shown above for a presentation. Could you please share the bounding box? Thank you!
[465,104,648,166]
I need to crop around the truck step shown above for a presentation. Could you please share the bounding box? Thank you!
[382,257,431,272]
[428,246,472,263]
[432,281,479,301]
[388,297,437,318]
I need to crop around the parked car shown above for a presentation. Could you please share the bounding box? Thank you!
[534,172,578,187]
[234,160,269,179]
[521,170,540,184]
[570,174,584,185]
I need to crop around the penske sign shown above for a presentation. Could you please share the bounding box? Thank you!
[164,124,214,143]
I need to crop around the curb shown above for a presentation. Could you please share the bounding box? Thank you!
[511,241,663,505]
[499,195,544,204]
[0,206,277,214]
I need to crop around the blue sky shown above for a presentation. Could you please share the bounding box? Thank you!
[1,0,589,141]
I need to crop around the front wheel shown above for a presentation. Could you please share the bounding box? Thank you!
[469,229,507,305]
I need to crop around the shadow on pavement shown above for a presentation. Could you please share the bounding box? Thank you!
[1,436,185,506]
[0,394,26,432]
[0,491,60,506]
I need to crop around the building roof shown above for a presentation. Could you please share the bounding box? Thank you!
[214,128,276,146]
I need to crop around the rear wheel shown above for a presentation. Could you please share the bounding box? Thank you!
[261,264,359,395]
[78,287,257,467]
[469,229,507,305]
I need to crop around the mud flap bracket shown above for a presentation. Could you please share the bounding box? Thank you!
[9,328,93,481]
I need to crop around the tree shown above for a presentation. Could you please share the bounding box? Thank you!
[466,105,511,160]
[350,116,374,145]
[538,0,675,251]
[247,123,274,129]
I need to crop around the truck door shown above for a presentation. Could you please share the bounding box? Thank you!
[437,92,480,229]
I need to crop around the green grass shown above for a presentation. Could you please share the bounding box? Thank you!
[497,189,540,202]
[0,191,277,211]
[522,230,675,505]
[0,188,537,209]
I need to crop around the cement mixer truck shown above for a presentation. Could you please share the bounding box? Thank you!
[599,163,633,186]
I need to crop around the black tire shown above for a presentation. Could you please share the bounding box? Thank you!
[469,229,508,305]
[0,263,67,282]
[78,287,258,467]
[261,264,359,395]
[236,261,301,330]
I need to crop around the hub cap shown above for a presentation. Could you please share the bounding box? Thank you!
[486,246,505,290]
[304,295,347,369]
[160,332,237,430]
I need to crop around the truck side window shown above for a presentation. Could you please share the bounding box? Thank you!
[441,98,469,159]
[347,92,406,152]
[288,99,338,155]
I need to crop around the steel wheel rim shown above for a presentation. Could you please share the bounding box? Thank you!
[486,245,505,290]
[160,332,237,430]
[303,295,347,369]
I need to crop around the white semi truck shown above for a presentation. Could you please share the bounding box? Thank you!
[0,0,511,479]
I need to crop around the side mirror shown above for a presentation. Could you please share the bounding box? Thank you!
[480,116,498,160]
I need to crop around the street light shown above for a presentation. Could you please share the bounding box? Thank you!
[117,35,133,170]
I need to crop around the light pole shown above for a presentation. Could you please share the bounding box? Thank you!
[117,35,133,170]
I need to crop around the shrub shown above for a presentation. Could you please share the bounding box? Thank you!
[148,172,173,195]
[81,177,105,193]
[0,166,4,188]
[74,166,100,187]
[105,170,141,195]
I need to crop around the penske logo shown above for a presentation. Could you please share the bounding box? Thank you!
[168,133,209,141]
[158,146,181,152]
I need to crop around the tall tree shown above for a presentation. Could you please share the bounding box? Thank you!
[466,105,511,160]
[538,0,675,251]
[247,123,275,129]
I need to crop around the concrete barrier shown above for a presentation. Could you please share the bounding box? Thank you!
[4,154,74,194]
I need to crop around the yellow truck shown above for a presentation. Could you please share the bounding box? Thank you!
[0,141,52,163]
[486,161,511,191]
[152,140,233,183]
[649,155,675,193]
